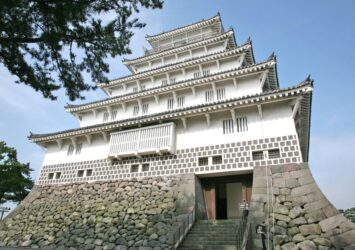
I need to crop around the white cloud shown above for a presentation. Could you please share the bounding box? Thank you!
[309,133,355,209]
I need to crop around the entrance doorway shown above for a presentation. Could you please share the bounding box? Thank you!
[201,174,252,220]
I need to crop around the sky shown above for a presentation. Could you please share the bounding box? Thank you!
[0,0,355,210]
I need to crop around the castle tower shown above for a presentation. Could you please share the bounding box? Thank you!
[1,14,354,250]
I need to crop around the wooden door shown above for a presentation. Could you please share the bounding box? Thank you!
[203,184,216,220]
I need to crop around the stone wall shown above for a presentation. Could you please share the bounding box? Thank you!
[0,174,195,250]
[249,163,355,250]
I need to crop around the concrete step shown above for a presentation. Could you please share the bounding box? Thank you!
[178,244,237,250]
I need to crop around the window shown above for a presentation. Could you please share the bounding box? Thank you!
[55,172,61,179]
[48,173,54,179]
[223,119,234,134]
[205,90,214,102]
[86,169,93,177]
[203,69,210,76]
[133,105,139,116]
[77,170,85,177]
[141,85,146,90]
[103,112,109,122]
[235,117,248,132]
[75,143,82,154]
[198,157,208,166]
[167,98,174,110]
[268,149,280,159]
[177,96,185,108]
[111,110,118,121]
[142,104,149,115]
[170,78,176,84]
[216,88,226,100]
[67,144,74,156]
[142,164,150,172]
[194,72,201,78]
[212,155,223,165]
[252,151,264,161]
[132,87,138,93]
[131,164,139,173]
[162,79,168,86]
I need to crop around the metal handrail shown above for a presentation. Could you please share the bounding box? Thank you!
[171,208,195,249]
[236,208,251,250]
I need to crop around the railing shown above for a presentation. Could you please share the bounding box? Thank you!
[170,208,195,249]
[145,31,221,55]
[236,208,252,250]
[108,123,176,158]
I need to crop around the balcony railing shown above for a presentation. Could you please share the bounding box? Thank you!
[145,31,220,55]
[108,123,176,158]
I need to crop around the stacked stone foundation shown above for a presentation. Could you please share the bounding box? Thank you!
[0,174,195,250]
[249,163,355,250]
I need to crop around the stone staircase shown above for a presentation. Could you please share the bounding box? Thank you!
[178,219,238,250]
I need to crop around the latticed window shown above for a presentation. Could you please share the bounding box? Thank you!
[67,144,74,156]
[103,112,109,122]
[111,110,117,121]
[86,169,93,176]
[235,117,248,132]
[203,69,210,76]
[141,85,146,90]
[142,104,149,115]
[75,143,82,154]
[133,105,139,116]
[223,119,234,134]
[132,87,138,93]
[252,151,264,161]
[268,149,281,159]
[131,165,139,173]
[77,170,84,177]
[55,172,61,179]
[198,157,208,166]
[205,90,214,102]
[216,88,226,100]
[194,72,201,78]
[212,155,223,164]
[170,78,176,84]
[48,173,54,179]
[142,164,150,172]
[177,96,185,108]
[167,98,174,110]
[162,79,168,86]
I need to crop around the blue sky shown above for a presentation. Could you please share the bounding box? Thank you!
[0,0,354,209]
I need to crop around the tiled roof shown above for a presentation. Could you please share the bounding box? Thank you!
[30,79,312,142]
[146,14,221,41]
[98,43,252,88]
[65,56,275,113]
[122,30,236,65]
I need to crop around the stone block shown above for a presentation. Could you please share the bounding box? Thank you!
[319,214,348,232]
[274,213,291,223]
[330,229,355,249]
[274,178,287,188]
[281,242,297,250]
[313,237,331,247]
[292,233,305,243]
[299,224,321,236]
[286,178,299,188]
[297,240,317,250]
[322,205,339,218]
[292,196,309,206]
[305,210,326,223]
[298,176,314,186]
[289,217,307,227]
[344,244,355,250]
[291,183,318,197]
[253,177,271,188]
[280,188,291,195]
[288,227,300,236]
[289,169,311,179]
[289,206,304,219]
[307,191,325,202]
[252,193,273,203]
[304,198,329,212]
[274,204,290,215]
[252,187,268,195]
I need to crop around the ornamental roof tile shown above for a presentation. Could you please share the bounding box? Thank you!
[30,78,312,142]
[145,14,221,41]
